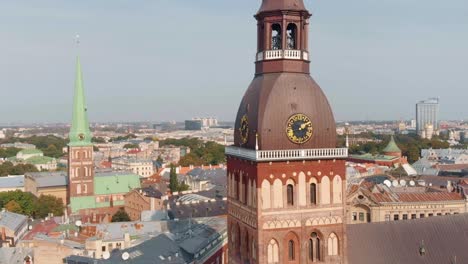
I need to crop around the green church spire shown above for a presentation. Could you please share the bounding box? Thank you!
[69,56,92,146]
[383,135,401,153]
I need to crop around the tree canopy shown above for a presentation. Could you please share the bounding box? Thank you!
[159,137,225,166]
[0,162,38,176]
[347,133,452,163]
[0,191,64,218]
[0,147,21,158]
[123,143,139,149]
[34,194,65,218]
[111,208,131,222]
[0,135,67,158]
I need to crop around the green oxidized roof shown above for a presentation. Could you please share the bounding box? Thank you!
[69,173,141,213]
[382,136,401,153]
[25,156,55,165]
[94,173,141,195]
[350,153,399,161]
[18,149,43,155]
[69,56,92,147]
[70,196,96,213]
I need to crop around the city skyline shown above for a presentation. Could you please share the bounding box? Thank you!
[1,0,467,124]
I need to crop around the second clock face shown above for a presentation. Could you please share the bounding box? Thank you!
[286,114,313,144]
[239,114,249,144]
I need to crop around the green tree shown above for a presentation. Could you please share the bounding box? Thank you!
[0,147,21,158]
[0,162,38,176]
[169,164,179,193]
[111,208,131,222]
[92,137,106,143]
[156,155,163,164]
[0,190,36,216]
[160,137,225,166]
[177,183,190,192]
[5,200,22,214]
[34,195,64,218]
[123,143,139,149]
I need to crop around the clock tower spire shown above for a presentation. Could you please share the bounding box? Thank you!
[67,56,94,202]
[227,1,347,263]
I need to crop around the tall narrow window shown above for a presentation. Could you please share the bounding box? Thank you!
[267,239,279,264]
[288,240,295,260]
[310,232,321,262]
[271,24,282,50]
[287,184,294,205]
[328,233,339,256]
[76,184,81,195]
[286,23,297,49]
[309,238,313,260]
[310,183,317,205]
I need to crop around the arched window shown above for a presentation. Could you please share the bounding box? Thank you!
[287,184,294,205]
[310,183,317,205]
[328,233,339,256]
[332,176,342,204]
[76,167,80,177]
[83,184,88,194]
[76,184,81,194]
[273,179,283,208]
[262,180,271,209]
[267,239,279,264]
[286,23,297,49]
[288,240,295,260]
[271,24,282,50]
[321,176,331,204]
[309,232,321,262]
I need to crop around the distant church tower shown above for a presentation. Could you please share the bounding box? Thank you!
[68,57,94,202]
[226,1,348,263]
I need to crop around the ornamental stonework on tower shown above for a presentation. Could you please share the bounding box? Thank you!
[226,0,348,263]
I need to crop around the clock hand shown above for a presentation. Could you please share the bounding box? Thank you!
[299,121,311,130]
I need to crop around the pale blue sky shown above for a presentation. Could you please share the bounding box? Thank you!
[1,0,467,124]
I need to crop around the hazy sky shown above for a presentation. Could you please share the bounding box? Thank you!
[1,0,467,124]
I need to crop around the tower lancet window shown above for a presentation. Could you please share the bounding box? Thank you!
[271,24,282,50]
[310,183,317,205]
[287,184,294,205]
[288,240,295,260]
[287,23,297,49]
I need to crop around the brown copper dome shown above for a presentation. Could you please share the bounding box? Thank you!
[257,0,307,14]
[234,72,337,150]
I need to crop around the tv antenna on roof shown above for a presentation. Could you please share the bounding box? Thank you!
[103,251,110,260]
[399,179,407,186]
[392,180,399,187]
[409,180,416,186]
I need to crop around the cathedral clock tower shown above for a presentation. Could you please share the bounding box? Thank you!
[226,0,348,263]
[67,57,94,202]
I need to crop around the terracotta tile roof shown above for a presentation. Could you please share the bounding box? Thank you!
[23,220,58,240]
[435,164,468,171]
[100,160,112,168]
[397,192,463,202]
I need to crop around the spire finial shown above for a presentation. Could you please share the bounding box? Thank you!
[75,34,80,46]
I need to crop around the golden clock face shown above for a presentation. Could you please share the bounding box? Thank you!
[286,114,313,144]
[78,133,85,141]
[239,114,249,144]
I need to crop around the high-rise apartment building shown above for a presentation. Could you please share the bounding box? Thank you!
[416,98,439,137]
